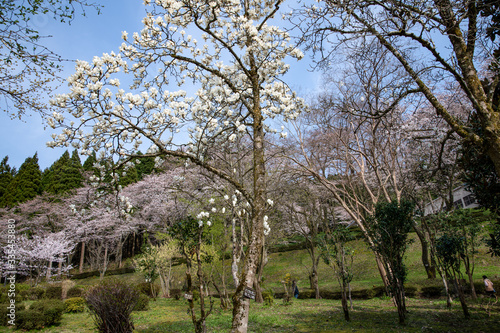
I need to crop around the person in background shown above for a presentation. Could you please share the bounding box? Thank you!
[292,280,299,299]
[483,275,497,301]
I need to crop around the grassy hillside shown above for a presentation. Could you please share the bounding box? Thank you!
[69,232,500,295]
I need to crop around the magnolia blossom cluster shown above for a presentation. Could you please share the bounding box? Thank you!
[47,0,305,163]
[196,193,272,236]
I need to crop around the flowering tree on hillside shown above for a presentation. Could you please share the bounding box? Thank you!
[47,1,304,330]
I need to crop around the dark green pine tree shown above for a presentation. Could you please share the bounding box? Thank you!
[134,151,156,180]
[0,156,16,202]
[1,153,42,207]
[83,151,97,171]
[118,164,138,187]
[43,150,84,194]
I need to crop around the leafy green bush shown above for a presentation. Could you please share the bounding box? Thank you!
[192,290,200,302]
[133,293,150,311]
[170,289,182,300]
[404,285,419,297]
[262,291,274,306]
[351,288,376,299]
[0,302,25,326]
[64,297,86,313]
[85,280,140,333]
[296,288,315,299]
[26,286,46,300]
[67,286,83,298]
[372,286,387,297]
[135,282,160,298]
[16,309,46,330]
[30,299,65,325]
[45,285,63,299]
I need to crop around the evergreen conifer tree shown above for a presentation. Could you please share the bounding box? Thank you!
[0,156,15,202]
[1,153,42,207]
[43,150,84,194]
[134,151,155,180]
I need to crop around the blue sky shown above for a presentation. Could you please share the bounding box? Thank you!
[0,1,319,170]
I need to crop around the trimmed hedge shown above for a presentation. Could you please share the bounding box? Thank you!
[71,267,135,280]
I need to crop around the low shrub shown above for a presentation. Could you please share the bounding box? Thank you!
[85,279,140,333]
[372,285,387,297]
[351,288,376,299]
[297,288,315,299]
[64,297,86,313]
[16,309,46,330]
[45,285,63,299]
[262,291,274,306]
[0,302,25,326]
[421,286,443,298]
[135,282,160,298]
[133,293,150,311]
[67,286,83,298]
[30,299,65,325]
[192,290,200,302]
[170,289,182,300]
[404,285,419,297]
[26,286,46,300]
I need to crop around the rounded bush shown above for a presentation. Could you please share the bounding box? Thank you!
[67,286,83,298]
[27,286,46,300]
[16,309,46,330]
[85,280,140,333]
[0,302,25,326]
[133,293,150,311]
[30,299,65,326]
[170,289,182,300]
[135,282,160,298]
[64,297,86,313]
[45,285,63,299]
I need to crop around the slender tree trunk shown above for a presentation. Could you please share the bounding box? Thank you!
[453,277,470,319]
[46,260,52,281]
[58,260,62,278]
[231,88,266,331]
[79,241,85,273]
[231,218,241,288]
[100,245,108,281]
[413,225,436,279]
[310,256,320,299]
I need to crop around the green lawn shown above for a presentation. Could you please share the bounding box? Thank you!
[2,297,499,332]
[2,232,500,332]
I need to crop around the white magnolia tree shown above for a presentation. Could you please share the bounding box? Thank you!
[48,0,304,331]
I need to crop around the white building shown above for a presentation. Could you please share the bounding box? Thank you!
[423,184,479,216]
